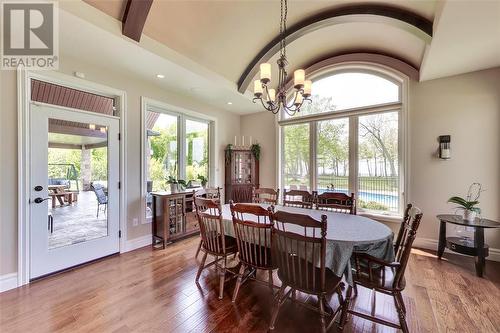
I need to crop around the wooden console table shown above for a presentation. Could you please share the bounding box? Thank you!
[436,214,500,277]
[151,188,201,249]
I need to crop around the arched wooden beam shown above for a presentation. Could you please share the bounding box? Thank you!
[237,4,432,93]
[282,53,420,91]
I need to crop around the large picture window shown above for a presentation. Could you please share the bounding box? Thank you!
[280,68,405,216]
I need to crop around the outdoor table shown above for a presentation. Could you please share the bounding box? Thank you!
[220,204,395,285]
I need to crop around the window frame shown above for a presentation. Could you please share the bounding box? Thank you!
[278,64,408,218]
[141,97,216,224]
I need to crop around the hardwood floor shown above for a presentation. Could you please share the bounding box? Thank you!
[1,236,499,332]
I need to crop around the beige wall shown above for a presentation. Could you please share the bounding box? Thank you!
[241,111,277,189]
[409,67,500,249]
[241,67,500,250]
[0,57,240,276]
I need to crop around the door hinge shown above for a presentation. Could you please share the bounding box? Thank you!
[118,181,121,189]
[118,133,121,140]
[119,230,122,238]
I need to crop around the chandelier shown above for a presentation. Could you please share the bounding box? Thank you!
[253,0,312,116]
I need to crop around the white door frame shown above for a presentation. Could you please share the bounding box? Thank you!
[17,68,128,287]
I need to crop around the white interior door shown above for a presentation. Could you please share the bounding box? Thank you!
[30,104,120,279]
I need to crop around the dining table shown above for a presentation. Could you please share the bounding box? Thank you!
[220,203,395,285]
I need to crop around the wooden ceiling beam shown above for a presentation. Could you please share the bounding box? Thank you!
[122,0,153,42]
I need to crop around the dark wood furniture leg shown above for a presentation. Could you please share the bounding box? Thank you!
[474,227,485,277]
[437,220,446,259]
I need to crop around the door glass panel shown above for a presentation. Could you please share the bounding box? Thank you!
[48,119,109,249]
[317,118,349,193]
[185,119,209,181]
[146,112,178,221]
[283,123,310,190]
[358,112,399,214]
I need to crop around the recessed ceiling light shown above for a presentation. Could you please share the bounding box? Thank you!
[156,74,165,79]
[227,102,233,105]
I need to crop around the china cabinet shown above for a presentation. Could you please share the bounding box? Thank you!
[225,148,259,203]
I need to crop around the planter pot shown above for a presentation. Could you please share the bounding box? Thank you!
[463,210,477,222]
[170,183,178,193]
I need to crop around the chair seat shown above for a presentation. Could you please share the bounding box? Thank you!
[354,265,405,291]
[238,242,274,269]
[277,255,341,294]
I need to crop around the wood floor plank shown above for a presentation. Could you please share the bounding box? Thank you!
[1,237,499,333]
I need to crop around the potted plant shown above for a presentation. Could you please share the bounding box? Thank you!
[197,175,208,188]
[448,183,483,222]
[250,143,261,161]
[167,176,178,193]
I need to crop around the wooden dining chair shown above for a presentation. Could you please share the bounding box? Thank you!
[338,205,423,333]
[282,189,314,209]
[269,210,344,333]
[230,202,276,302]
[194,187,222,258]
[252,187,280,205]
[316,192,356,214]
[194,197,238,299]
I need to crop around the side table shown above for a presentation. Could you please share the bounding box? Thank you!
[436,214,500,277]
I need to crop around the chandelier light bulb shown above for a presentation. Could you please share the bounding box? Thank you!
[294,69,305,89]
[268,89,276,102]
[294,93,303,106]
[254,80,263,97]
[303,80,312,97]
[260,63,271,83]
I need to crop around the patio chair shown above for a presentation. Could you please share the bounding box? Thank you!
[91,183,108,218]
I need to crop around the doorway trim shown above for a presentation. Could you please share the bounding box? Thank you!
[17,68,127,287]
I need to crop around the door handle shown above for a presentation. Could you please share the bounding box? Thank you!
[33,197,51,204]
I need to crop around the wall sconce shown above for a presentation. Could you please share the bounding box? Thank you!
[439,135,451,159]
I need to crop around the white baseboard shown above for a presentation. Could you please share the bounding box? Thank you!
[122,234,152,252]
[0,273,19,293]
[413,237,500,262]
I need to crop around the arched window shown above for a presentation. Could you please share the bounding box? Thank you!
[280,66,406,216]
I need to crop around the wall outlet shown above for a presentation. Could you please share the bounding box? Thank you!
[132,218,139,226]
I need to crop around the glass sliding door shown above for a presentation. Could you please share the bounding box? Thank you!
[316,118,349,194]
[282,123,310,190]
[185,119,209,181]
[358,111,399,213]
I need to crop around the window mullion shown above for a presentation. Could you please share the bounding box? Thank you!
[178,114,186,180]
[310,122,317,192]
[349,116,358,198]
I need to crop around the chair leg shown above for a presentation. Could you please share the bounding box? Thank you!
[232,264,246,303]
[195,251,208,283]
[395,292,409,333]
[269,284,287,330]
[218,258,226,300]
[318,295,327,333]
[338,285,353,331]
[195,239,203,258]
[268,270,274,293]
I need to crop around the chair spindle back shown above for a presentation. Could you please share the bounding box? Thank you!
[230,202,274,269]
[270,210,328,293]
[316,192,355,214]
[194,197,226,255]
[252,187,280,205]
[282,189,314,209]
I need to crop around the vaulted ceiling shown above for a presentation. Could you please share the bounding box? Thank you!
[61,0,500,113]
